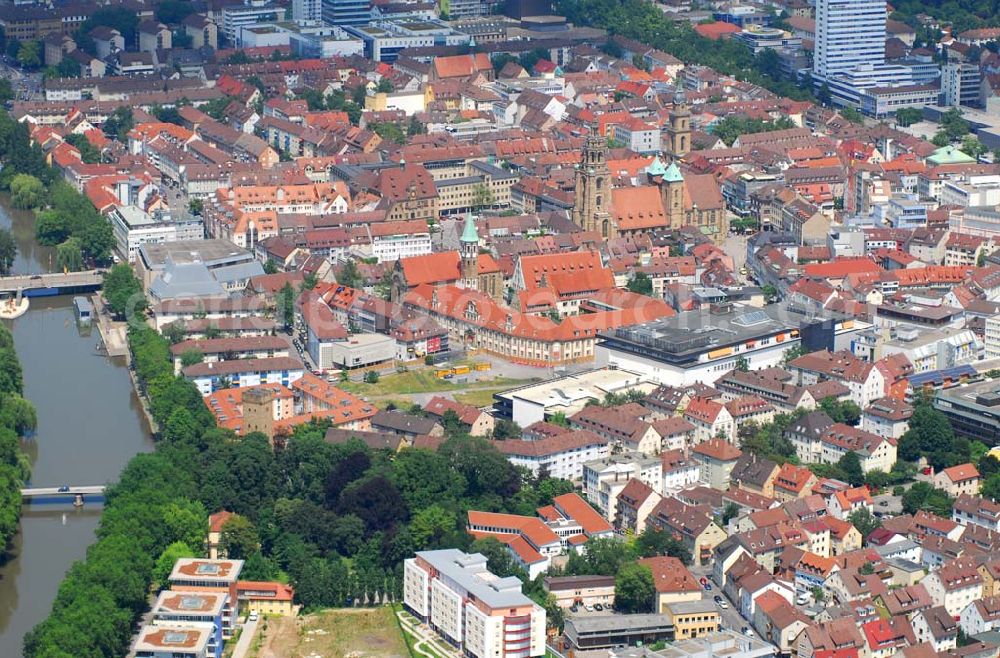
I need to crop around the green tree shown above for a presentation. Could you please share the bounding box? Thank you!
[15,40,40,68]
[961,135,987,160]
[55,237,84,272]
[64,133,100,163]
[472,183,496,210]
[838,451,865,486]
[277,282,296,330]
[941,107,970,141]
[219,515,260,559]
[897,399,957,469]
[408,504,457,549]
[627,272,654,296]
[337,260,363,288]
[848,507,881,541]
[102,107,134,141]
[895,108,923,127]
[9,173,44,209]
[761,284,778,302]
[180,349,203,367]
[931,131,951,147]
[103,264,146,320]
[840,107,864,124]
[634,526,691,564]
[819,397,861,425]
[615,563,655,613]
[901,481,954,516]
[0,229,16,276]
[152,541,195,589]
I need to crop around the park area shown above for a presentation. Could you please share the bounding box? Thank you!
[248,607,411,658]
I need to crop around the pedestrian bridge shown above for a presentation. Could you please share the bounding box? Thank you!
[0,270,104,296]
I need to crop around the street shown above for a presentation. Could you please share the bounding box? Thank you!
[230,616,260,658]
[689,562,752,633]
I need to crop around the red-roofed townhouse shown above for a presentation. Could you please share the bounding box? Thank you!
[423,395,494,436]
[639,556,702,610]
[684,396,735,444]
[934,463,981,498]
[828,486,874,520]
[861,617,915,658]
[616,478,662,534]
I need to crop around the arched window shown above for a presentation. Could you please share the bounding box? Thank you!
[596,177,604,189]
[595,195,602,208]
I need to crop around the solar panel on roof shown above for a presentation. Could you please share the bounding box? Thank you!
[732,310,770,327]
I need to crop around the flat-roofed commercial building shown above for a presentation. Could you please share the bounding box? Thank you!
[565,613,674,650]
[597,303,867,386]
[493,368,655,427]
[935,379,1000,443]
[403,549,546,658]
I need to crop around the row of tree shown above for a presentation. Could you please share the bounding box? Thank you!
[0,323,35,553]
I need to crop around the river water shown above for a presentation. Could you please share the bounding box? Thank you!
[0,203,154,656]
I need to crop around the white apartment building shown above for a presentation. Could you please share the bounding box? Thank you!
[583,453,662,521]
[985,315,1000,359]
[369,222,432,263]
[404,549,546,658]
[813,0,886,79]
[495,432,610,482]
[921,560,983,617]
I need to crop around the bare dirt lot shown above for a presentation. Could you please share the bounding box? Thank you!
[253,607,409,658]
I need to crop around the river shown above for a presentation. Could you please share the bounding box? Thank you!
[0,203,154,656]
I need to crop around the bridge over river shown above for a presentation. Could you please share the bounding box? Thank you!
[0,270,104,296]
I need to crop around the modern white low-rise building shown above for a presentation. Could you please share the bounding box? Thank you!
[111,205,205,263]
[404,549,546,658]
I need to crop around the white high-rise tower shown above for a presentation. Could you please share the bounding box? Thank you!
[813,0,887,80]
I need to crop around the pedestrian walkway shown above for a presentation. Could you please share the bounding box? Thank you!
[396,609,459,658]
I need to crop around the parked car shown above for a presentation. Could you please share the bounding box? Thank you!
[703,582,712,591]
[719,600,729,610]
[594,603,603,611]
[584,604,594,612]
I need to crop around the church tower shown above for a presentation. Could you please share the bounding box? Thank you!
[572,132,612,237]
[459,212,479,289]
[662,161,686,228]
[666,87,691,159]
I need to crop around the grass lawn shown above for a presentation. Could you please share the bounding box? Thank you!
[341,370,537,400]
[453,389,501,407]
[254,607,409,658]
